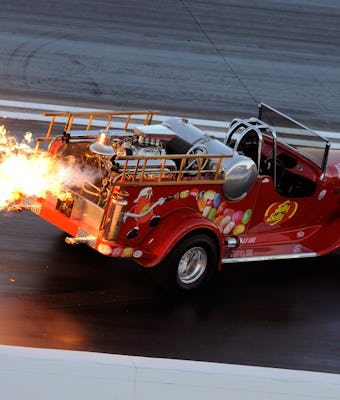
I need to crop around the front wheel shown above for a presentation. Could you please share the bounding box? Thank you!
[149,233,219,292]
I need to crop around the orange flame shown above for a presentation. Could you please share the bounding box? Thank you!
[0,125,71,210]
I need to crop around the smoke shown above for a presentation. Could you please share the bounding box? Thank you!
[55,156,101,188]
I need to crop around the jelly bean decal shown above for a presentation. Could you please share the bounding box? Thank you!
[264,200,298,226]
[200,197,253,235]
[207,207,217,221]
[213,193,221,208]
[202,205,211,217]
[224,210,249,234]
[242,209,252,224]
[196,190,206,212]
[232,210,244,224]
[180,190,190,199]
[232,223,246,235]
[204,190,216,201]
[195,190,218,215]
[223,220,235,234]
[190,188,200,197]
[223,208,235,218]
[216,200,228,216]
[213,215,225,225]
[122,247,134,257]
[111,247,124,257]
[197,197,206,212]
[99,245,139,258]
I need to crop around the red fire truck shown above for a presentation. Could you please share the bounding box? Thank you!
[19,104,340,291]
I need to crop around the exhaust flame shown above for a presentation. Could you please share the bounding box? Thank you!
[0,125,97,211]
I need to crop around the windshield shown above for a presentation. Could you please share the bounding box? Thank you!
[258,103,330,171]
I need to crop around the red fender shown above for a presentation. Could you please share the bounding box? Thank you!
[136,207,223,268]
[304,216,340,255]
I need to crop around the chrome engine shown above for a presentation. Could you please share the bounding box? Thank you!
[56,116,257,203]
[161,117,258,200]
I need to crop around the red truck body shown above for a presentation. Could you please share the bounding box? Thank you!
[19,104,340,291]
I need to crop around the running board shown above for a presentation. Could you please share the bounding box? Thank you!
[222,251,316,264]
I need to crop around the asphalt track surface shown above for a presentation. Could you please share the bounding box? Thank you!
[0,1,339,374]
[1,0,340,130]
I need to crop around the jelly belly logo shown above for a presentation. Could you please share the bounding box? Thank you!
[264,200,298,226]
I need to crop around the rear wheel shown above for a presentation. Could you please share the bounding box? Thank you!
[149,233,218,292]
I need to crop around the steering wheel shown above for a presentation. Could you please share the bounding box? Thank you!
[185,144,209,171]
[261,157,285,182]
[235,132,259,163]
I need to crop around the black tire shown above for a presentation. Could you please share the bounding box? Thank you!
[149,232,218,292]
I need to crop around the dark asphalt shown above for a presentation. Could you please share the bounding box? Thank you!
[0,1,339,374]
[0,0,339,130]
[0,211,339,373]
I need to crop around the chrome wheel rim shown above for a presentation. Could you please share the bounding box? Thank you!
[177,246,208,285]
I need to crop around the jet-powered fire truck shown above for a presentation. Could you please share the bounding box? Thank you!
[18,104,340,291]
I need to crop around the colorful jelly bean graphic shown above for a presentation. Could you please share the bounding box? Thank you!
[213,215,225,225]
[210,202,253,235]
[110,247,135,258]
[242,209,252,224]
[180,190,190,199]
[196,190,220,217]
[223,220,235,234]
[197,191,206,212]
[196,191,252,235]
[216,200,228,216]
[207,207,217,221]
[232,224,246,235]
[111,247,124,257]
[223,208,235,218]
[122,247,134,257]
[232,210,243,223]
[190,188,200,197]
[213,193,221,208]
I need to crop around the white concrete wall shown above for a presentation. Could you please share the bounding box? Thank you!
[1,345,340,400]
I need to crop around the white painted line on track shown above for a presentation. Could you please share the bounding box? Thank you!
[0,102,225,137]
[0,99,339,140]
[0,99,227,128]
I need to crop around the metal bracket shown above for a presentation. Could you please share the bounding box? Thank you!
[65,236,96,245]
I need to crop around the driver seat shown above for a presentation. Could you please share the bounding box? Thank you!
[225,120,263,168]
